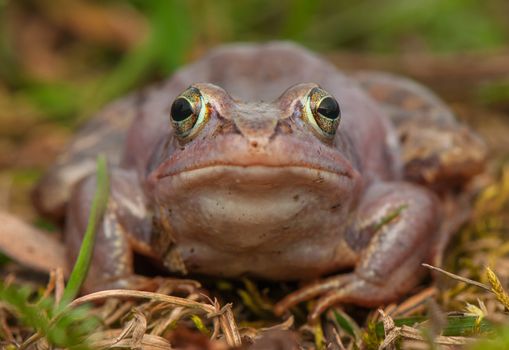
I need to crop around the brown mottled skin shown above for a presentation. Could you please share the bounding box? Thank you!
[34,42,486,319]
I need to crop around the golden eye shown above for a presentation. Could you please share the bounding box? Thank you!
[170,87,209,139]
[304,87,341,138]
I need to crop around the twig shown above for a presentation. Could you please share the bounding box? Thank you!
[422,264,492,292]
[213,300,242,347]
[400,325,475,345]
[68,289,216,313]
[19,331,43,350]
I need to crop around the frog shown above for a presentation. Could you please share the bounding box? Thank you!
[33,42,486,320]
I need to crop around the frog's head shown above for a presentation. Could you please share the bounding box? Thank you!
[147,82,363,251]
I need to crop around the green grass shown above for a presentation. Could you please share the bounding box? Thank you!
[0,282,98,350]
[0,155,110,349]
[59,155,110,309]
[373,315,493,338]
[471,325,509,350]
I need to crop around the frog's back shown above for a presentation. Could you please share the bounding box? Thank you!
[354,71,486,190]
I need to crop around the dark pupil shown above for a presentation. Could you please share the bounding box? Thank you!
[171,98,193,122]
[317,97,340,120]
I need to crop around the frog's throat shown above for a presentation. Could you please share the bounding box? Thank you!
[152,164,360,228]
[151,164,361,262]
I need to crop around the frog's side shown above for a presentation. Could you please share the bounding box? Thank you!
[33,42,486,319]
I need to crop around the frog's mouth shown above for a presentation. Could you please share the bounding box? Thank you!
[157,163,354,194]
[149,129,360,183]
[152,160,358,205]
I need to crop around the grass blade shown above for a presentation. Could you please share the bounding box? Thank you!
[374,315,493,338]
[59,155,110,308]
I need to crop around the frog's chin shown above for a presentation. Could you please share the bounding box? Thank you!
[153,164,361,250]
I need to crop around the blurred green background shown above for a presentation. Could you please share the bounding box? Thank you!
[1,0,508,124]
[1,0,509,217]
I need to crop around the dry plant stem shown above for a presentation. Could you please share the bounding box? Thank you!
[69,290,217,313]
[331,326,346,350]
[89,330,172,350]
[19,331,43,350]
[68,290,242,347]
[423,263,509,313]
[399,325,474,346]
[422,264,492,292]
[149,293,203,336]
[115,308,147,349]
[104,301,134,326]
[40,270,57,301]
[385,287,437,317]
[54,267,65,304]
[151,306,187,335]
[378,309,399,350]
[261,315,294,332]
[212,300,242,347]
[39,268,66,304]
[211,317,220,340]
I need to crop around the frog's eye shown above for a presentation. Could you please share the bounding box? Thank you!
[304,87,341,138]
[170,87,209,139]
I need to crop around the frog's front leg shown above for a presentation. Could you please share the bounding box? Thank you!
[66,168,157,292]
[275,182,440,320]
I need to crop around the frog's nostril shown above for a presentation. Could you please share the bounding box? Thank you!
[247,137,269,149]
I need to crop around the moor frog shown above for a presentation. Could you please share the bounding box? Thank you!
[34,42,486,319]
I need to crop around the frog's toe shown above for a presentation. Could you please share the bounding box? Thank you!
[275,273,407,321]
[308,273,415,321]
[274,274,354,317]
[309,278,376,321]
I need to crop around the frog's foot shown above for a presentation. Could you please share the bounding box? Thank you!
[275,270,421,321]
[274,274,353,319]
